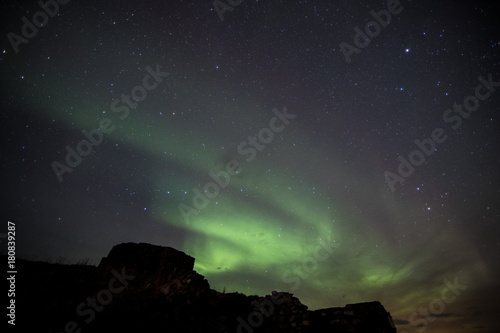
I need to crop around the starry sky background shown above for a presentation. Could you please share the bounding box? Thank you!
[1,0,499,332]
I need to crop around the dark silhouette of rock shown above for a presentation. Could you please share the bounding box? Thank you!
[8,242,397,332]
[97,242,195,289]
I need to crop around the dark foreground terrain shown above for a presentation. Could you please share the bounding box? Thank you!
[7,243,397,332]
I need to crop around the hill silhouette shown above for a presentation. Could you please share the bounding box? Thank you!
[7,242,397,332]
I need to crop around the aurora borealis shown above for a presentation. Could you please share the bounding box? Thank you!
[1,0,499,332]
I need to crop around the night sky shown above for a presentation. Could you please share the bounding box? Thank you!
[1,0,499,332]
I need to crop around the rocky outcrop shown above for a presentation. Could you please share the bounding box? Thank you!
[309,301,397,332]
[10,243,397,332]
[230,292,396,333]
[97,242,195,289]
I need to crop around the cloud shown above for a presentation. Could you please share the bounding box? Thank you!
[393,318,409,325]
[433,313,453,318]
